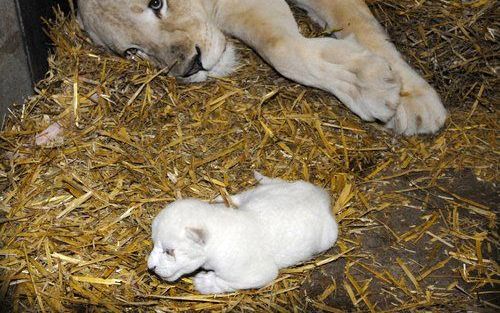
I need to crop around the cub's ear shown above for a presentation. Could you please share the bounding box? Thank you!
[185,227,207,245]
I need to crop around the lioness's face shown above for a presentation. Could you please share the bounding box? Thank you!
[78,0,235,81]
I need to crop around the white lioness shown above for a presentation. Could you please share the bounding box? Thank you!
[77,0,447,135]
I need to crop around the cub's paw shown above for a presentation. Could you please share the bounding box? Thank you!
[194,271,232,294]
[386,83,447,135]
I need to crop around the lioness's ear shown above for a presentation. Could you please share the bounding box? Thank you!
[186,227,207,245]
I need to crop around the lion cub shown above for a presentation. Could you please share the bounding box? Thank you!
[147,172,338,294]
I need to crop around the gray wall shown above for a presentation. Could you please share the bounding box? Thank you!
[0,0,33,126]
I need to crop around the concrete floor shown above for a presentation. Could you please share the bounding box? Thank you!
[0,0,33,126]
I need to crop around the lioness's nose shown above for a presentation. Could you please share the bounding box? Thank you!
[183,46,204,77]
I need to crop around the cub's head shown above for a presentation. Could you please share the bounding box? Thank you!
[77,0,236,81]
[147,199,209,281]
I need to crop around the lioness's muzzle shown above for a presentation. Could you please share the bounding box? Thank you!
[183,46,205,77]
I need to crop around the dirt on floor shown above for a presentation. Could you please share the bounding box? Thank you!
[303,168,499,311]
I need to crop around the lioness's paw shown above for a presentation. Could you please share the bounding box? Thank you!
[386,84,447,135]
[320,42,401,123]
[347,53,401,123]
[194,271,232,294]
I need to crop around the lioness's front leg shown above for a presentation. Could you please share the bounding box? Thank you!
[291,0,447,135]
[214,0,401,123]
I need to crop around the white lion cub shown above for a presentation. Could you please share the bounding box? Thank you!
[147,172,338,294]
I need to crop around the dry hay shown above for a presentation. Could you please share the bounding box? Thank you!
[0,0,498,311]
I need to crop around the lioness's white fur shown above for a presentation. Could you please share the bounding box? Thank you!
[77,0,447,135]
[147,173,338,294]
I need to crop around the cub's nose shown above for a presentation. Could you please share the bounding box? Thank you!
[147,254,158,270]
[183,46,205,77]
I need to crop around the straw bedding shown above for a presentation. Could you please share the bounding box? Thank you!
[0,0,498,311]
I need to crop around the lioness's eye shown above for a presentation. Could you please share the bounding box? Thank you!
[148,0,163,11]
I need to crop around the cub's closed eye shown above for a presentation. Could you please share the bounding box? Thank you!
[164,249,175,257]
[124,48,138,57]
[148,0,163,11]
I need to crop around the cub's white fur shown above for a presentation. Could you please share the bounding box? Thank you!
[78,0,447,135]
[147,173,338,294]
